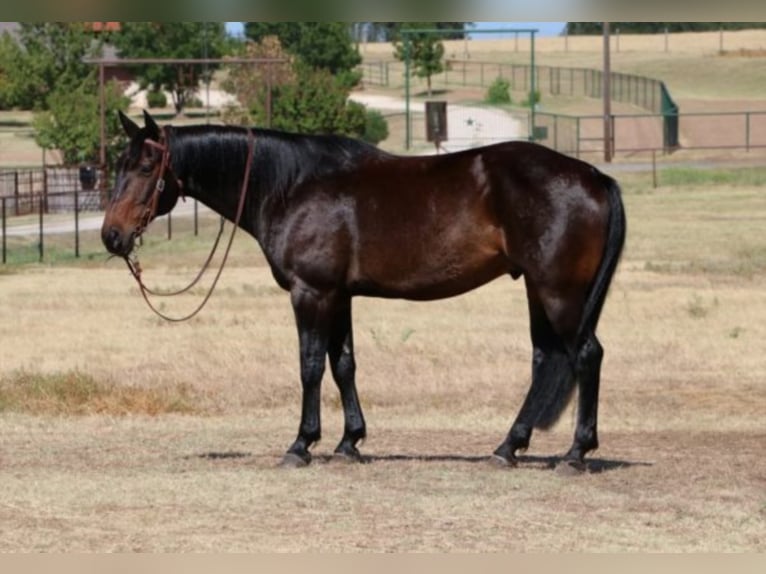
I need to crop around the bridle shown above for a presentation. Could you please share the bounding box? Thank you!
[134,127,184,239]
[123,127,256,322]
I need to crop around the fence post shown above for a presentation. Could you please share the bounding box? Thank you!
[74,190,80,258]
[194,200,199,236]
[167,211,172,240]
[38,192,44,262]
[43,168,48,213]
[14,171,19,216]
[576,117,581,159]
[2,197,6,264]
[746,112,750,152]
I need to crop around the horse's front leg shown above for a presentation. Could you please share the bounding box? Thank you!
[327,299,366,461]
[281,284,334,467]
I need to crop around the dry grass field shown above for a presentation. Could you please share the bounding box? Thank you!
[361,29,766,102]
[0,29,765,553]
[0,167,765,551]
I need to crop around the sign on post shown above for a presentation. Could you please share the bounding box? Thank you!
[425,101,448,149]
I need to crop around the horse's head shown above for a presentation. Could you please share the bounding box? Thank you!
[101,110,182,257]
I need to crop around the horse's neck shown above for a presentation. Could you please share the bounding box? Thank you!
[172,131,255,227]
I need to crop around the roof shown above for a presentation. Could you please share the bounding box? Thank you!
[89,22,121,33]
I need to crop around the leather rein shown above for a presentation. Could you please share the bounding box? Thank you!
[124,128,255,323]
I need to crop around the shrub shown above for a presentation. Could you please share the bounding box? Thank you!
[362,108,389,145]
[486,77,511,104]
[186,95,204,108]
[146,89,167,109]
[523,90,542,108]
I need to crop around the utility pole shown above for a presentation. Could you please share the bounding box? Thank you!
[603,22,612,163]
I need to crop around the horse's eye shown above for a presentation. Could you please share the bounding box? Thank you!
[139,161,154,174]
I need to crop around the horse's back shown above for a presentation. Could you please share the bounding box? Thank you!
[273,140,614,305]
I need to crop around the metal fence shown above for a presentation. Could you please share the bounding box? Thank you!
[361,59,680,150]
[360,59,671,113]
[1,191,101,264]
[1,190,203,265]
[0,166,104,216]
[534,110,766,157]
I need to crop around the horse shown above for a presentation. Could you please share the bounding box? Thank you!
[102,110,626,470]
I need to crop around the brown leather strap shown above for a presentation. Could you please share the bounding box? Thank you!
[125,128,256,322]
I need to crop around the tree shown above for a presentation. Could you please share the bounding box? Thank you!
[244,22,362,88]
[112,22,227,114]
[225,37,365,139]
[221,35,295,126]
[362,22,470,42]
[33,75,130,167]
[269,64,366,137]
[0,22,102,110]
[0,32,24,108]
[566,22,766,34]
[393,23,446,97]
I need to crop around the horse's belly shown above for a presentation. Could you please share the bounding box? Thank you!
[351,239,509,301]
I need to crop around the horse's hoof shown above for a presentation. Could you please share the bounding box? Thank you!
[489,454,517,468]
[555,459,586,476]
[279,452,310,468]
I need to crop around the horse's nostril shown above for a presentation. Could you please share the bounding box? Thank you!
[103,226,123,254]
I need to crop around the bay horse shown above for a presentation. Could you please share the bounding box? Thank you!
[102,110,625,469]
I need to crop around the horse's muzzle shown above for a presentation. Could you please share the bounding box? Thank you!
[102,225,135,256]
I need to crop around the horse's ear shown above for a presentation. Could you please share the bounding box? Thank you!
[119,110,140,138]
[143,109,161,139]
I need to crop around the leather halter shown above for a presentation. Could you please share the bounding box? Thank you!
[125,128,256,323]
[136,128,184,238]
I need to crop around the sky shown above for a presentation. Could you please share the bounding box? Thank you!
[224,22,567,38]
[471,21,566,37]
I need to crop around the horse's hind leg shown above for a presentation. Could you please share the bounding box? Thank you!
[563,332,603,466]
[327,300,367,461]
[493,289,577,466]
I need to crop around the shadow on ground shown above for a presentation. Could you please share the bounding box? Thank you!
[188,450,652,474]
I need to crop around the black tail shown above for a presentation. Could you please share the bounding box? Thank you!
[532,173,626,430]
[575,173,626,348]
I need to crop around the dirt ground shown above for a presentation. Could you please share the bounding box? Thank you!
[0,414,763,552]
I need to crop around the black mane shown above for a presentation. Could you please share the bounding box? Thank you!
[169,125,392,202]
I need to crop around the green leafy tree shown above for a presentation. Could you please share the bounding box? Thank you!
[393,23,446,97]
[220,35,295,127]
[567,22,766,34]
[0,22,102,110]
[268,63,365,137]
[34,76,130,167]
[244,22,362,88]
[0,32,24,108]
[227,31,375,139]
[112,22,226,114]
[364,22,470,42]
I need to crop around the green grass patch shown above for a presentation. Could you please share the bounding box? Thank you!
[0,370,202,416]
[659,167,766,187]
